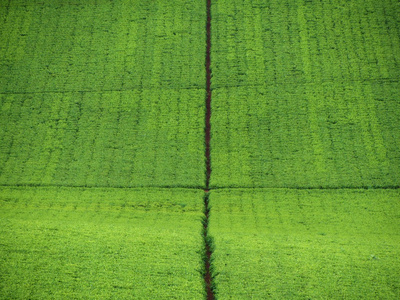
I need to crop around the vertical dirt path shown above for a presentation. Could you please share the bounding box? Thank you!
[205,0,212,191]
[203,0,215,299]
[203,193,214,299]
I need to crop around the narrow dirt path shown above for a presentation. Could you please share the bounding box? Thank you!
[205,0,212,190]
[203,193,214,299]
[203,0,215,299]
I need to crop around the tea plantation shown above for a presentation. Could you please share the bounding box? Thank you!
[1,0,399,299]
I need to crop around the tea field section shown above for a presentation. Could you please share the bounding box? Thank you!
[210,189,400,299]
[210,0,400,188]
[0,0,207,188]
[0,187,205,299]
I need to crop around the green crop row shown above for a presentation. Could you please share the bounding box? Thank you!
[0,90,205,187]
[0,186,205,299]
[1,0,206,93]
[210,0,400,188]
[1,0,400,298]
[211,0,400,89]
[210,189,400,299]
[1,187,399,299]
[1,0,399,189]
[210,82,400,188]
[0,0,207,188]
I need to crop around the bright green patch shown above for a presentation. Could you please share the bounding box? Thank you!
[210,189,400,299]
[0,186,204,299]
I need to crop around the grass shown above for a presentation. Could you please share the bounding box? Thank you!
[209,189,400,299]
[0,2,209,297]
[0,90,206,187]
[0,186,205,299]
[210,82,400,188]
[208,4,400,297]
[1,0,400,298]
[0,0,207,188]
[210,0,400,188]
[0,0,206,92]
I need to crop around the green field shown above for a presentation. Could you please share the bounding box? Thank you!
[0,187,204,298]
[0,90,205,187]
[0,0,206,188]
[207,0,400,297]
[1,0,400,299]
[209,189,400,299]
[210,0,400,188]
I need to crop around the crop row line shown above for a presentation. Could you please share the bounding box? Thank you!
[0,86,204,95]
[0,183,398,191]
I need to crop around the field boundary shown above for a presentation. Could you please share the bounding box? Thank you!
[1,184,399,191]
[205,0,212,190]
[203,0,216,298]
[0,183,204,190]
[207,186,400,190]
[0,86,205,95]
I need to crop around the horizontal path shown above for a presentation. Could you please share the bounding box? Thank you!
[0,86,206,95]
[1,184,399,191]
